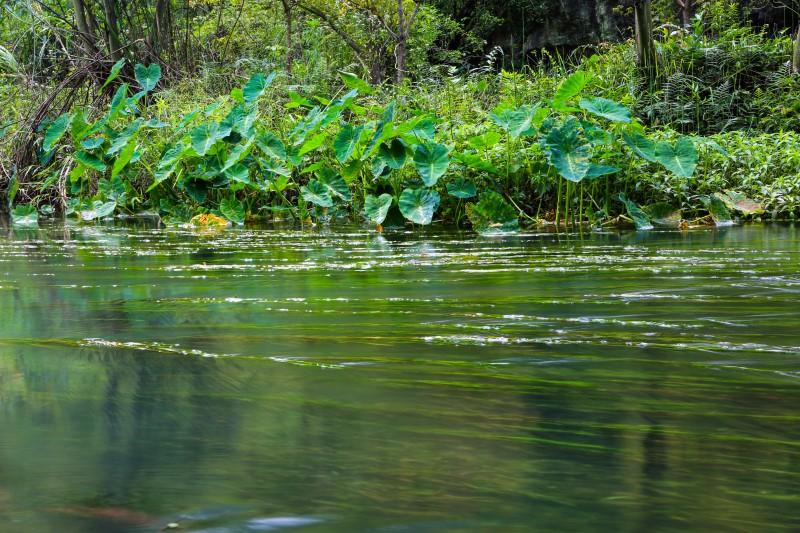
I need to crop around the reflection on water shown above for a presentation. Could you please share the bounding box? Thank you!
[1,222,800,532]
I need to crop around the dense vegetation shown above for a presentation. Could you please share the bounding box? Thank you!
[1,0,800,231]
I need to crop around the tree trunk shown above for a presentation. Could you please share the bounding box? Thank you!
[794,25,800,74]
[154,0,175,60]
[70,0,98,52]
[676,0,693,27]
[634,0,656,86]
[395,38,407,84]
[281,0,294,76]
[395,0,406,83]
[101,0,123,60]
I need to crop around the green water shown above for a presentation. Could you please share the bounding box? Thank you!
[1,222,799,532]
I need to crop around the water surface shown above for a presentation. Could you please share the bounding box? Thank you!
[1,223,799,531]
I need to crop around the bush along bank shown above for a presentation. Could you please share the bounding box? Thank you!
[6,62,775,232]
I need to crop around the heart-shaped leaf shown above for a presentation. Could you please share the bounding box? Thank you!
[552,71,590,111]
[80,200,116,221]
[579,97,632,122]
[190,122,227,156]
[654,137,698,177]
[542,118,591,182]
[220,196,246,224]
[399,188,440,225]
[446,178,477,199]
[377,139,408,170]
[715,190,763,215]
[243,72,276,103]
[316,168,351,201]
[413,143,450,186]
[364,193,393,224]
[134,63,161,92]
[10,204,39,227]
[301,180,333,208]
[701,195,733,225]
[334,123,364,163]
[74,150,107,172]
[298,132,327,156]
[42,113,71,152]
[623,131,657,162]
[489,105,538,139]
[224,163,251,185]
[256,132,287,161]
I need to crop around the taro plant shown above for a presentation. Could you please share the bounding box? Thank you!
[31,64,754,232]
[39,59,163,221]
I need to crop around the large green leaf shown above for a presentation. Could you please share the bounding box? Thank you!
[398,188,440,225]
[221,140,254,172]
[644,203,682,228]
[489,105,538,139]
[622,131,657,162]
[80,137,105,150]
[107,83,129,120]
[579,97,632,123]
[190,123,224,156]
[255,132,287,161]
[243,72,276,103]
[42,113,71,152]
[70,111,92,141]
[111,137,137,178]
[377,139,408,170]
[552,71,590,111]
[413,143,450,186]
[334,123,364,163]
[301,180,333,208]
[715,190,764,215]
[183,180,208,203]
[224,163,251,185]
[80,200,116,221]
[74,150,107,172]
[134,63,161,92]
[446,177,477,199]
[107,119,143,155]
[398,117,436,143]
[618,193,653,230]
[298,132,327,156]
[364,193,393,224]
[10,204,39,227]
[101,58,126,89]
[542,119,591,182]
[585,164,620,179]
[465,191,519,233]
[220,196,246,224]
[654,137,698,178]
[316,168,351,201]
[701,195,733,225]
[338,71,373,95]
[259,157,291,178]
[149,142,188,190]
